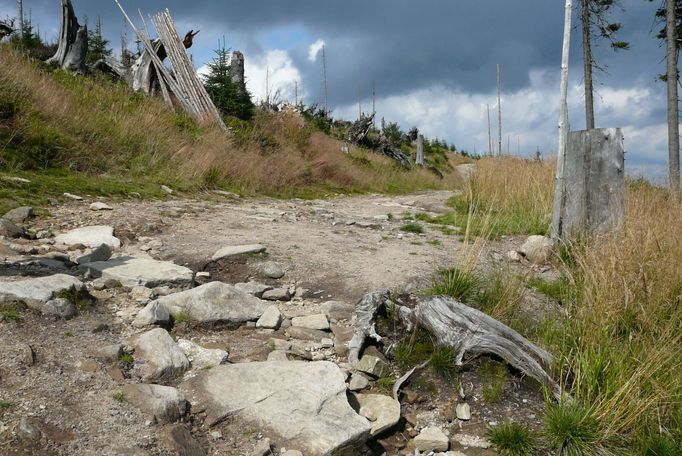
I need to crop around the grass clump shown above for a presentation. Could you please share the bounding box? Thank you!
[527,275,576,304]
[0,400,12,409]
[489,421,538,456]
[1,306,22,321]
[429,345,459,380]
[544,404,600,455]
[112,393,127,403]
[173,311,192,324]
[400,222,424,234]
[479,360,507,403]
[377,376,396,394]
[430,267,478,301]
[119,353,134,364]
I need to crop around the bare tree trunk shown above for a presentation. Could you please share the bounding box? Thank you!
[667,0,681,196]
[582,0,595,130]
[487,104,493,156]
[46,0,88,74]
[497,63,502,156]
[322,44,329,117]
[551,0,574,239]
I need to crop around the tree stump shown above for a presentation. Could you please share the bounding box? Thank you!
[46,0,87,74]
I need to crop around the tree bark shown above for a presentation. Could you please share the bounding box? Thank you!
[46,0,87,74]
[582,0,595,130]
[667,0,681,196]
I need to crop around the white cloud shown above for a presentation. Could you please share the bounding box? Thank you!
[244,49,302,104]
[308,39,325,62]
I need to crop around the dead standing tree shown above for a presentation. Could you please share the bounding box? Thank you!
[46,0,88,74]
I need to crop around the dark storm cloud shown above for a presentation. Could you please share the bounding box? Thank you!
[0,0,667,107]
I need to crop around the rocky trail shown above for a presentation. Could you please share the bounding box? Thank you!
[0,190,556,456]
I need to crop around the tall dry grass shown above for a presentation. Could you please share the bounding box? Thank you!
[464,156,682,450]
[0,44,459,196]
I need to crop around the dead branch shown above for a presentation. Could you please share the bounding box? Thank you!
[46,0,87,74]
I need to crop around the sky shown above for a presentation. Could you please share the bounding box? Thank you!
[0,0,674,181]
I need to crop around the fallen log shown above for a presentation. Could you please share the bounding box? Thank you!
[46,0,87,74]
[348,291,565,401]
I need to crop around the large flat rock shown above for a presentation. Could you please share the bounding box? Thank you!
[155,282,267,323]
[183,361,370,455]
[0,274,85,317]
[55,225,121,249]
[80,257,194,289]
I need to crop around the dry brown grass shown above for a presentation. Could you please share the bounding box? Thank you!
[0,44,460,197]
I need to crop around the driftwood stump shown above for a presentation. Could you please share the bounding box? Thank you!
[46,0,87,74]
[349,291,565,401]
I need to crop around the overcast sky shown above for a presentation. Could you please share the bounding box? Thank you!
[0,1,674,180]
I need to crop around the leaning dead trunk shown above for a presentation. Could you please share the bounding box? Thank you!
[46,0,87,74]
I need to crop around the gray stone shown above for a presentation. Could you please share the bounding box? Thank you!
[267,350,289,361]
[176,339,228,369]
[153,282,267,324]
[89,202,113,211]
[451,433,491,449]
[122,384,188,424]
[256,305,282,329]
[42,298,77,319]
[281,451,303,456]
[76,243,112,265]
[130,286,154,303]
[133,301,170,327]
[291,314,329,330]
[132,328,190,383]
[211,244,266,261]
[92,277,121,290]
[348,373,369,391]
[234,282,273,298]
[456,403,471,421]
[330,324,353,357]
[260,261,284,279]
[183,361,370,454]
[0,274,85,317]
[80,256,193,289]
[414,426,449,452]
[0,218,23,238]
[252,438,272,456]
[160,185,174,195]
[269,339,292,351]
[194,271,211,285]
[285,326,330,342]
[3,206,33,224]
[55,225,121,249]
[519,235,555,264]
[355,354,390,378]
[91,344,124,362]
[352,393,401,436]
[19,417,42,440]
[261,288,291,301]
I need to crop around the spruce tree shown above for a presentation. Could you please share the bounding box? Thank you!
[203,44,255,120]
[86,17,112,65]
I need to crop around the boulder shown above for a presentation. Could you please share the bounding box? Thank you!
[0,274,85,317]
[355,354,390,378]
[133,301,170,327]
[3,206,33,224]
[414,426,449,452]
[159,424,205,456]
[235,282,273,298]
[122,384,188,424]
[351,393,401,436]
[320,301,355,321]
[89,202,113,211]
[291,314,329,331]
[76,243,112,265]
[154,282,267,324]
[0,218,23,238]
[256,305,282,329]
[183,361,370,455]
[132,328,190,383]
[212,244,266,261]
[80,257,193,289]
[55,225,121,249]
[456,403,471,421]
[519,235,555,264]
[348,374,369,391]
[260,261,285,279]
[285,326,330,342]
[261,288,291,301]
[176,339,228,369]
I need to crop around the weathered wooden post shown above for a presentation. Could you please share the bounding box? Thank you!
[561,128,625,236]
[46,0,88,74]
[416,135,425,166]
[229,51,246,90]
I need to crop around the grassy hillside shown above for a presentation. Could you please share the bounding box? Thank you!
[0,44,462,212]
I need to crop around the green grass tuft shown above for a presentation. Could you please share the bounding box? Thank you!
[400,222,424,234]
[544,404,600,456]
[377,376,396,394]
[112,393,127,403]
[429,345,459,380]
[1,306,22,321]
[489,421,538,456]
[430,267,478,301]
[119,353,134,364]
[479,360,507,403]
